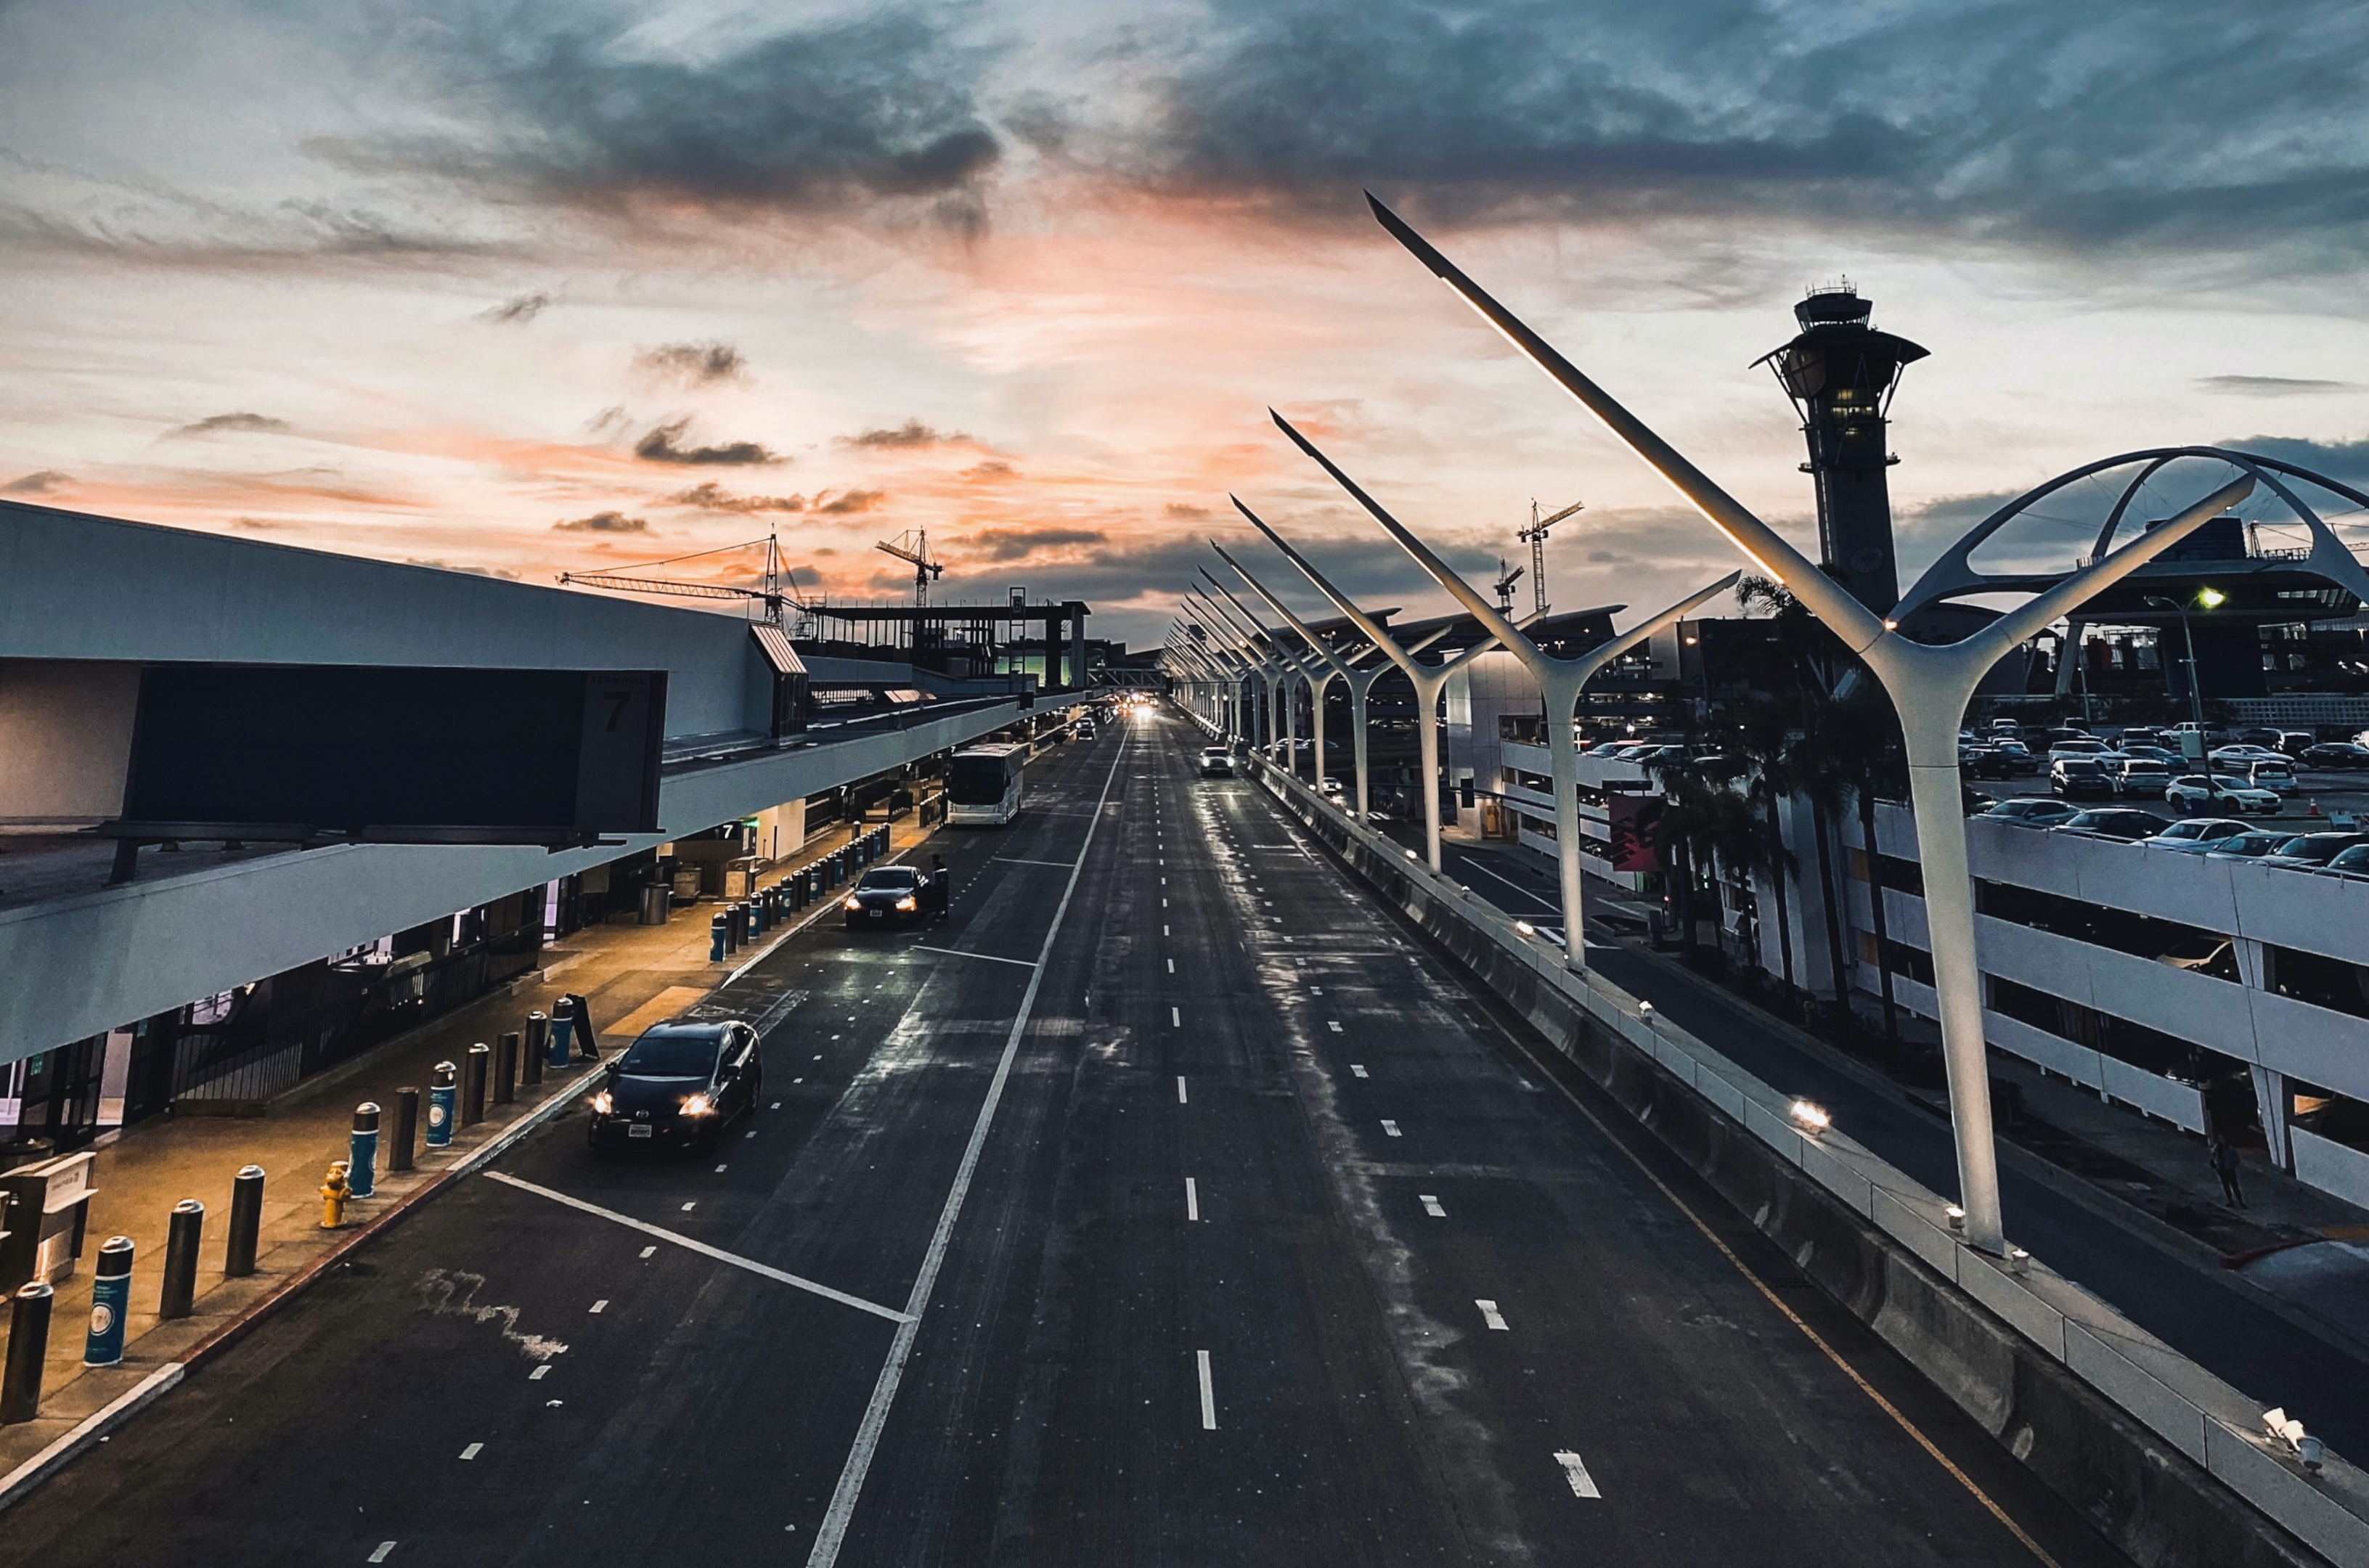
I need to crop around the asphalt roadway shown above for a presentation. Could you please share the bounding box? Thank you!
[1417,830,2369,1465]
[0,713,2129,1567]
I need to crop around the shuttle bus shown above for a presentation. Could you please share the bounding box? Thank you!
[946,743,1027,827]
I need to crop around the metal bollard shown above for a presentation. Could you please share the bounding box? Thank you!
[494,1032,520,1106]
[390,1090,418,1172]
[709,912,728,963]
[462,1043,490,1125]
[225,1165,264,1276]
[83,1236,134,1366]
[348,1102,380,1196]
[426,1061,458,1147]
[548,1000,575,1069]
[3,1283,54,1423]
[522,1012,548,1087]
[159,1200,203,1320]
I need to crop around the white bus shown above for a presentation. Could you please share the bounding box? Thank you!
[946,743,1027,827]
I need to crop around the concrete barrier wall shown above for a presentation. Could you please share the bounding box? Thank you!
[1236,747,2369,1568]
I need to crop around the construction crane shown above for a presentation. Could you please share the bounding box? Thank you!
[876,528,944,608]
[558,534,802,626]
[1517,498,1583,616]
[1493,558,1526,616]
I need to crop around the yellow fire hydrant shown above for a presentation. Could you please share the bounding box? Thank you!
[320,1159,351,1230]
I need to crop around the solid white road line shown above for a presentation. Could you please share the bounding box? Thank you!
[910,944,1038,968]
[1186,1177,1199,1222]
[1553,1450,1602,1499]
[1196,1351,1218,1431]
[460,1442,484,1461]
[1176,1075,1188,1103]
[1420,1194,1446,1218]
[1380,1119,1401,1138]
[809,728,1132,1568]
[1350,1064,1368,1079]
[1477,1299,1509,1331]
[369,1543,397,1564]
[486,1172,910,1324]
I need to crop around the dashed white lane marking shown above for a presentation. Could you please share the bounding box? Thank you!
[1420,1194,1446,1218]
[1477,1299,1510,1331]
[589,1299,608,1314]
[1380,1119,1402,1138]
[1350,1064,1368,1078]
[1196,1351,1218,1431]
[1170,1006,1181,1027]
[1176,1075,1189,1103]
[369,1543,397,1564]
[487,1172,910,1323]
[1186,1177,1200,1222]
[1326,1021,1342,1033]
[1554,1450,1602,1499]
[530,1365,552,1381]
[460,1442,484,1461]
[1167,958,1175,973]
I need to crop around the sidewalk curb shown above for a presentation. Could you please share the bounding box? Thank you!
[0,1365,184,1512]
[0,823,940,1516]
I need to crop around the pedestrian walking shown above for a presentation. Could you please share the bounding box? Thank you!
[2209,1135,2247,1208]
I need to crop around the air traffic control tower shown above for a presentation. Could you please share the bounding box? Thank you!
[1758,285,1928,614]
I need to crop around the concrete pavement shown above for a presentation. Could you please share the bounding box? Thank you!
[0,716,2128,1566]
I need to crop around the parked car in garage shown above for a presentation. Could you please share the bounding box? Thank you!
[589,1021,762,1152]
[2164,775,2280,814]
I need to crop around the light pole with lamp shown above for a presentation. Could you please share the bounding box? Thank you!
[1363,190,2254,1253]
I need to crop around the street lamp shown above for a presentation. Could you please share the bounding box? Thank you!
[1363,190,2252,1254]
[2144,589,2222,730]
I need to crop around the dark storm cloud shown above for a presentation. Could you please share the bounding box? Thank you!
[2224,435,2369,491]
[666,481,804,513]
[322,9,998,216]
[481,292,554,324]
[962,526,1107,561]
[841,419,966,449]
[632,419,778,465]
[553,509,648,532]
[1,470,71,495]
[1140,0,2369,257]
[2200,375,2360,396]
[168,412,289,438]
[635,341,747,383]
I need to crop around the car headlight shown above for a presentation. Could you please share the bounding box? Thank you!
[895,895,918,911]
[591,1089,614,1114]
[680,1092,714,1116]
[843,896,862,911]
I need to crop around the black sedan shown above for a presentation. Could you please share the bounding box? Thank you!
[841,865,942,928]
[2055,807,2174,841]
[588,1021,762,1152]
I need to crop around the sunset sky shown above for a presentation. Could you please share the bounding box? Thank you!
[4,0,2368,649]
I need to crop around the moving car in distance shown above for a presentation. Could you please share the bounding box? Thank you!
[842,864,944,928]
[588,1021,762,1153]
[1197,746,1234,777]
[947,743,1028,826]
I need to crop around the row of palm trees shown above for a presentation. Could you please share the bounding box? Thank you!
[1647,577,1914,1047]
